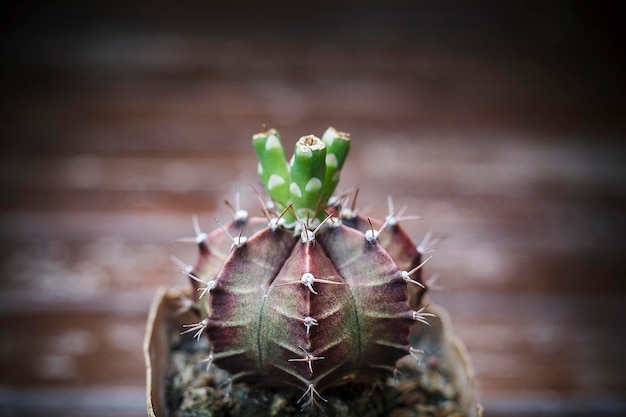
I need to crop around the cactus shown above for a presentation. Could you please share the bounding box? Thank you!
[175,127,435,408]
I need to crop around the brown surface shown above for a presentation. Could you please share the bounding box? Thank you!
[1,3,625,416]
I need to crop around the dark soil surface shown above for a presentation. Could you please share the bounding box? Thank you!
[165,326,469,417]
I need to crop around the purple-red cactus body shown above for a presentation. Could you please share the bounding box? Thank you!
[185,211,427,394]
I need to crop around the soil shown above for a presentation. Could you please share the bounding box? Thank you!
[165,326,469,417]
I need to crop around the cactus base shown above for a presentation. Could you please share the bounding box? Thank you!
[145,287,482,417]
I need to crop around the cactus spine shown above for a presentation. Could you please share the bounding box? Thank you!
[177,127,433,407]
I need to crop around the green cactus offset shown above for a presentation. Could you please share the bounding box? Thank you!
[174,127,439,408]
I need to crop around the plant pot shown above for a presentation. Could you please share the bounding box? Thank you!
[144,287,482,417]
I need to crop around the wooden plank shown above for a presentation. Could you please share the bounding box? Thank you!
[0,312,147,387]
[3,137,625,193]
[0,386,146,417]
[0,292,623,394]
[0,236,624,296]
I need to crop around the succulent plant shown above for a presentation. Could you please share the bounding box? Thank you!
[175,127,436,407]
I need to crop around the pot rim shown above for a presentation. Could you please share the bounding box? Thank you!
[144,286,482,417]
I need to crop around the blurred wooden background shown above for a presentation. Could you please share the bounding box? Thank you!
[1,2,625,416]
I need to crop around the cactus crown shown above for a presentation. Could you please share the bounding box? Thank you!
[178,127,432,409]
[253,127,350,228]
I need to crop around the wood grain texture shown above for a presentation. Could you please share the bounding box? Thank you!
[1,3,624,416]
